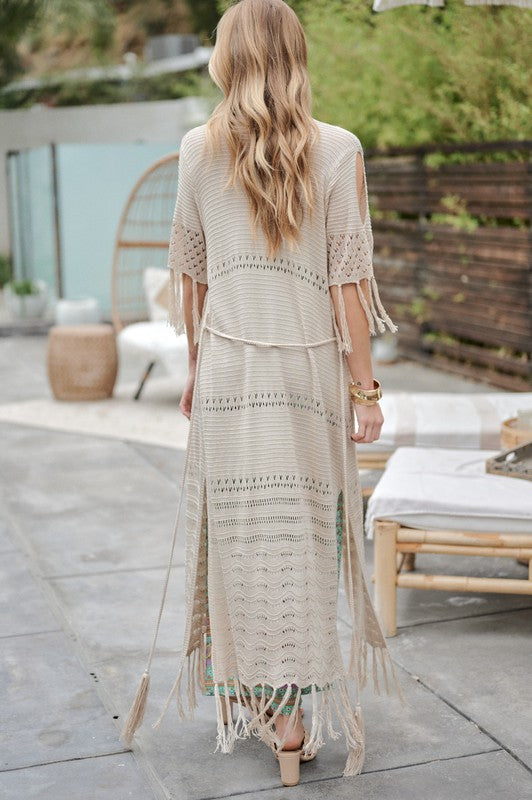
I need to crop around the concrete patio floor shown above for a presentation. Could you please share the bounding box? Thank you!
[1,334,531,800]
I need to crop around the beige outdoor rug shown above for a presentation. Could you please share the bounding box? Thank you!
[0,377,190,450]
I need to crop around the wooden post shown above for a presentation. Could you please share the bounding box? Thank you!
[374,519,399,637]
[50,143,64,300]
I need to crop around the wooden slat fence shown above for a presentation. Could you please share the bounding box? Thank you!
[365,140,531,390]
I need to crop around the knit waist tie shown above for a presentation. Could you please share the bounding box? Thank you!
[204,323,338,349]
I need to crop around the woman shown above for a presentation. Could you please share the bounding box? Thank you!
[121,0,405,787]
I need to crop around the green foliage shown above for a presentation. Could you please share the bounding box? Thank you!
[6,278,39,296]
[3,67,210,108]
[0,254,13,288]
[0,0,41,85]
[431,194,479,232]
[299,0,531,148]
[38,0,116,55]
[0,0,117,87]
[185,0,221,41]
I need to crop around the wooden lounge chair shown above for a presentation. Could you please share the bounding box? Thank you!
[365,446,532,636]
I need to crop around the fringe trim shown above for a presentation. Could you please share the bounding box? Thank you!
[120,669,150,745]
[150,632,406,776]
[209,673,366,774]
[336,285,353,354]
[167,267,185,336]
[333,277,398,353]
[166,267,202,344]
[354,277,399,340]
[192,278,201,345]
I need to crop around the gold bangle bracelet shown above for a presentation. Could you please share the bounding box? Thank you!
[349,378,382,405]
[351,395,381,406]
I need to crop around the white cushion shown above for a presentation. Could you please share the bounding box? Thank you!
[356,392,532,454]
[365,446,532,538]
[142,267,170,321]
[117,321,188,385]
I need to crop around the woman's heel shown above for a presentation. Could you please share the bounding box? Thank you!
[276,748,302,787]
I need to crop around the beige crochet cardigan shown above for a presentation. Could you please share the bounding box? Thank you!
[143,120,405,776]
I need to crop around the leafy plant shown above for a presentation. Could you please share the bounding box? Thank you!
[6,278,40,296]
[431,194,479,232]
[0,0,41,85]
[186,0,221,42]
[295,0,531,149]
[0,254,13,288]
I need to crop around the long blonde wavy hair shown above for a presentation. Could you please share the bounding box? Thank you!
[205,0,320,259]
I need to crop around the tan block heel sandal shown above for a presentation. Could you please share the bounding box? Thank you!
[220,696,313,787]
[273,727,315,786]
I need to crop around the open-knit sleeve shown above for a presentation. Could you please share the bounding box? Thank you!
[326,139,398,353]
[167,133,207,343]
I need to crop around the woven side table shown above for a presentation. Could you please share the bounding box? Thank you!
[47,324,118,401]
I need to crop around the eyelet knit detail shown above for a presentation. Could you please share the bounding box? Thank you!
[167,220,207,344]
[201,391,346,429]
[209,252,329,294]
[168,220,207,282]
[212,473,332,493]
[326,230,398,350]
[327,231,373,284]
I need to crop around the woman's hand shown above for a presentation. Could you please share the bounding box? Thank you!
[351,402,384,443]
[180,369,196,419]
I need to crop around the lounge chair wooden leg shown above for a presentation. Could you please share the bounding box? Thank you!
[134,360,156,400]
[403,552,416,572]
[374,520,399,637]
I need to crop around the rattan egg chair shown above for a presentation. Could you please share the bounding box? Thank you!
[111,151,188,400]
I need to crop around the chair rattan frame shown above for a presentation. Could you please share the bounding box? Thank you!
[111,151,180,334]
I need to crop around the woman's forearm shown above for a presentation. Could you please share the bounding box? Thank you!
[329,280,375,390]
[182,273,208,368]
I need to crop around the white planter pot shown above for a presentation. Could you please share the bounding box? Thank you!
[55,297,101,325]
[5,280,48,320]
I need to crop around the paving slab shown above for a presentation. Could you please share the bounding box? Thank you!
[0,752,160,800]
[0,424,188,574]
[1,630,128,771]
[10,502,187,578]
[0,335,50,401]
[1,429,165,517]
[93,647,498,800]
[49,566,186,663]
[213,749,532,800]
[386,608,532,771]
[0,548,60,637]
[128,441,184,482]
[0,515,17,554]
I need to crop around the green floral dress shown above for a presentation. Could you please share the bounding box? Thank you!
[203,491,344,714]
